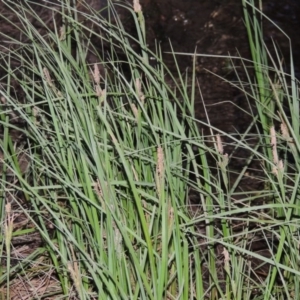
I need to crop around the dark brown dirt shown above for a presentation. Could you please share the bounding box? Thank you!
[138,0,300,195]
[141,0,300,129]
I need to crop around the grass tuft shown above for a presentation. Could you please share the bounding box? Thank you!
[0,0,299,299]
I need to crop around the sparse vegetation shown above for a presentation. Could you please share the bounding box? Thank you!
[0,0,299,299]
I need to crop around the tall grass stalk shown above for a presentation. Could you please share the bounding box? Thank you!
[0,0,299,299]
[171,0,300,299]
[0,0,207,299]
[242,1,300,298]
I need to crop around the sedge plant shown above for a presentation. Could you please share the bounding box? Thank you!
[0,0,210,299]
[0,0,299,300]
